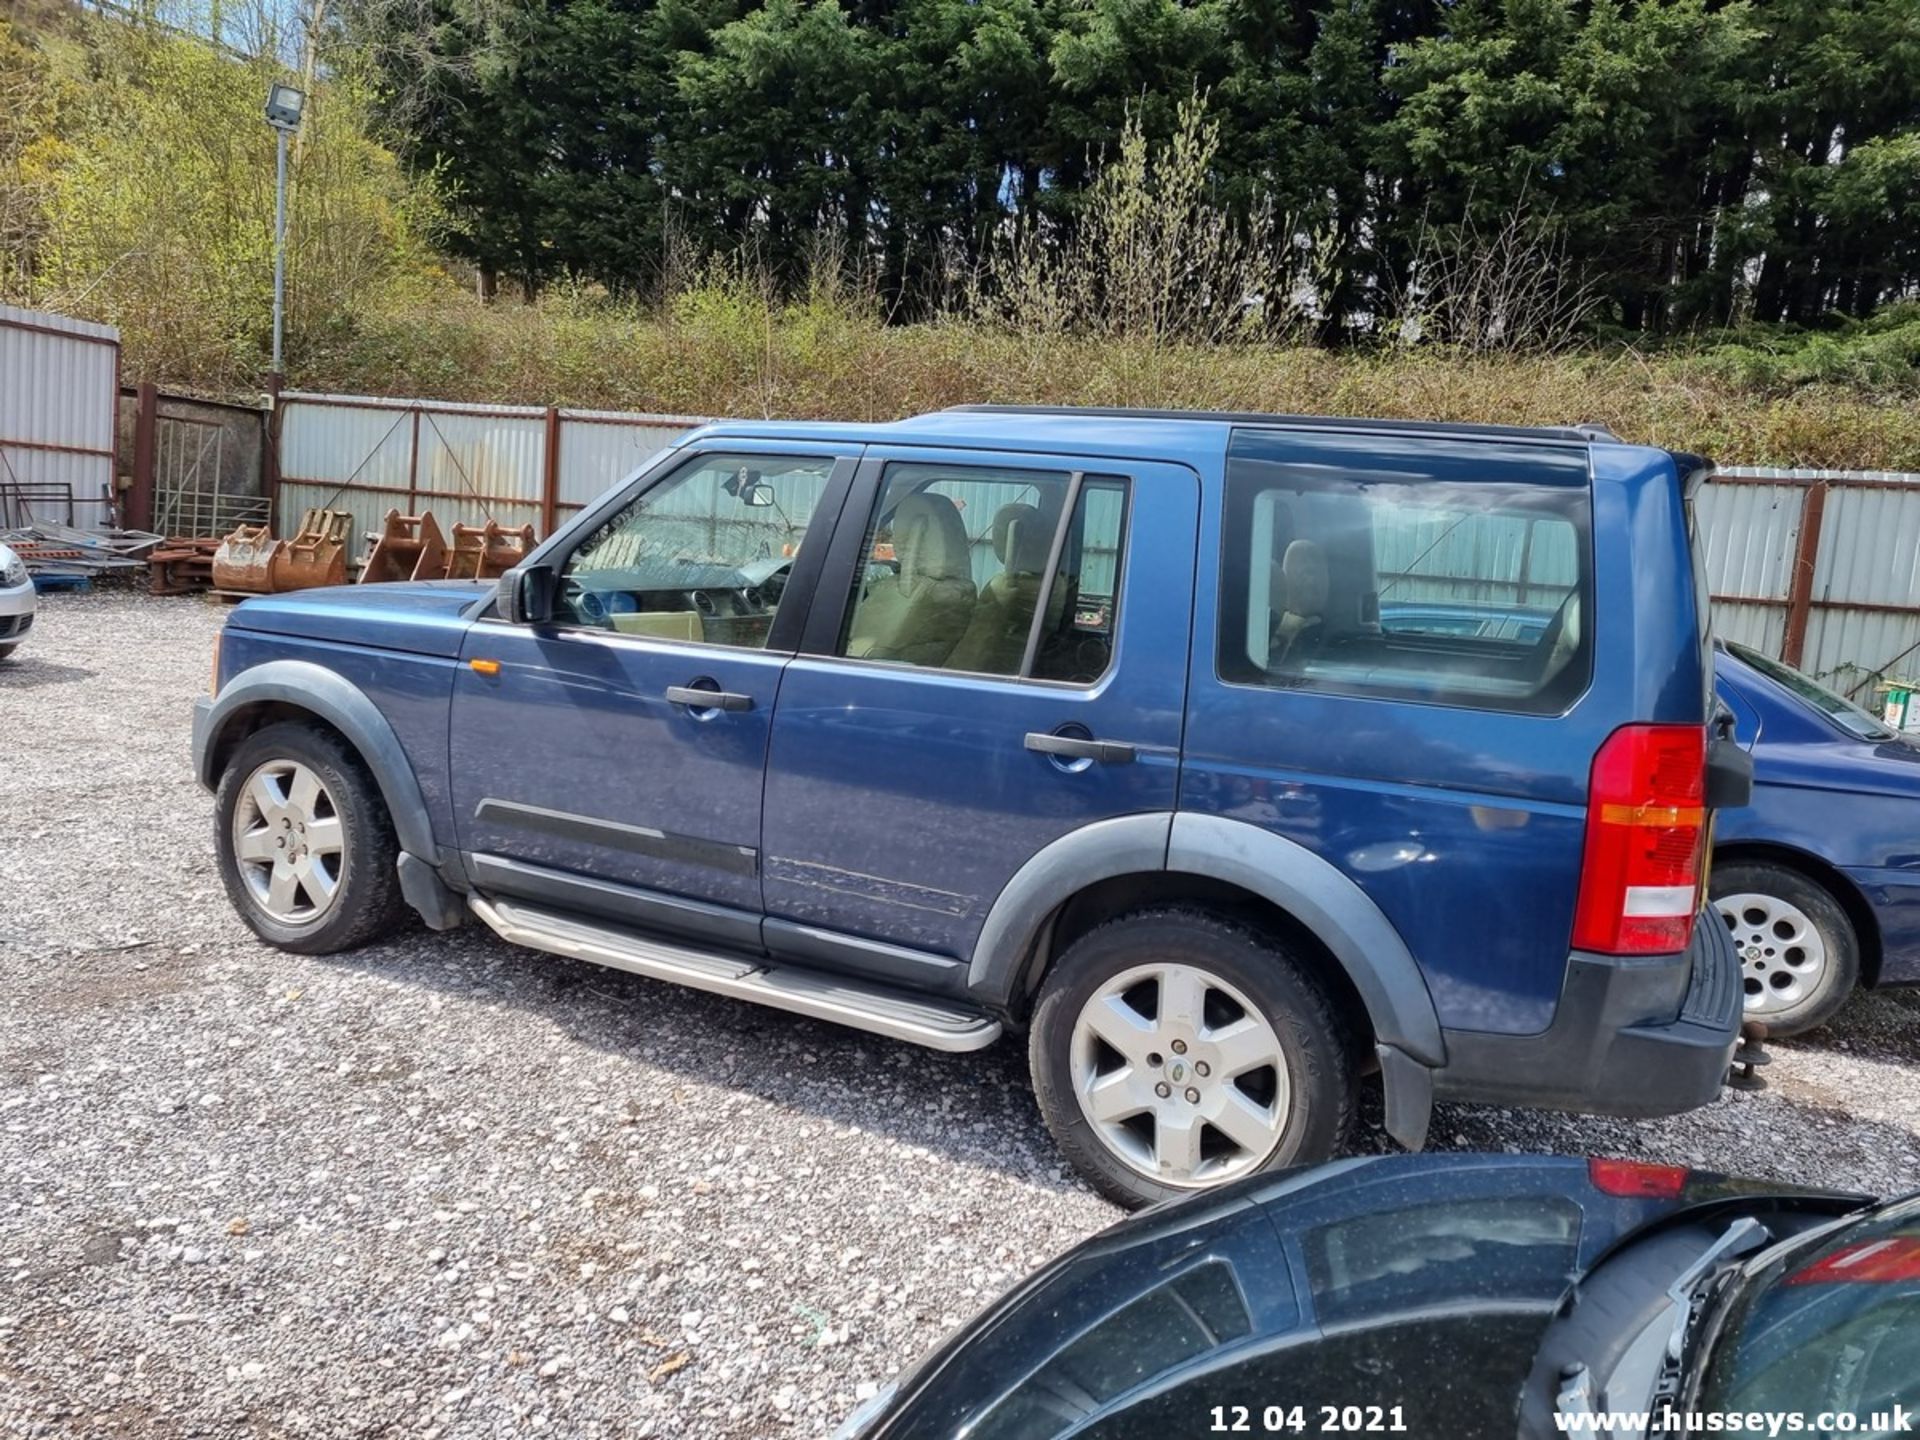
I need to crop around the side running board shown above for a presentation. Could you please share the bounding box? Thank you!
[468,894,1003,1053]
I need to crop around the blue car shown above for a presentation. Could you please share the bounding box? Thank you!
[191,406,1749,1207]
[834,1152,1904,1438]
[1711,640,1920,1035]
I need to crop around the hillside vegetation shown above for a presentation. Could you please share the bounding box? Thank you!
[2,3,1918,469]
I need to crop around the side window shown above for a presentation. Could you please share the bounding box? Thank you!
[1218,429,1593,714]
[837,463,1130,683]
[558,452,835,648]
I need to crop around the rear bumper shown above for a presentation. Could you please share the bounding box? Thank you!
[1432,912,1742,1117]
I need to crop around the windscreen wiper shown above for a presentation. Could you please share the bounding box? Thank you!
[1554,1218,1771,1431]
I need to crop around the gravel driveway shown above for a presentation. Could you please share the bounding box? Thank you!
[3,588,1918,1439]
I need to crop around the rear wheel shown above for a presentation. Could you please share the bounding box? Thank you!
[1710,861,1859,1037]
[1029,908,1355,1209]
[215,722,409,954]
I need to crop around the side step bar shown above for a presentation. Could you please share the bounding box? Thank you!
[468,894,1003,1053]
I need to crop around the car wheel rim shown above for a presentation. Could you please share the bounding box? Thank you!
[1068,962,1292,1189]
[1715,890,1828,1015]
[233,760,345,926]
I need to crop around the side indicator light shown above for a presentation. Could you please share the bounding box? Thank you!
[470,658,502,676]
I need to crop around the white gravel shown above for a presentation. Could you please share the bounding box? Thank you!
[2,587,1917,1438]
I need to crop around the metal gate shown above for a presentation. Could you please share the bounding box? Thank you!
[152,411,268,536]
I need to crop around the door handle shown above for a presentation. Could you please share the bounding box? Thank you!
[1025,731,1137,765]
[666,684,754,713]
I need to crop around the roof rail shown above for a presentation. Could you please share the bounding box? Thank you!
[941,404,1609,445]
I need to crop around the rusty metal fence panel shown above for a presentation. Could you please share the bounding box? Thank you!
[1704,466,1920,699]
[277,393,706,566]
[0,304,121,526]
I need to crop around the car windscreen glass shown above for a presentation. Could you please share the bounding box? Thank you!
[1725,641,1894,741]
[962,1261,1252,1440]
[1697,1198,1920,1428]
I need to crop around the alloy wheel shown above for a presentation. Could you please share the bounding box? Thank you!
[232,759,346,925]
[1716,890,1829,1015]
[1069,962,1292,1188]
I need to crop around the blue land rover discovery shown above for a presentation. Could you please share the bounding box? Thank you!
[193,407,1750,1208]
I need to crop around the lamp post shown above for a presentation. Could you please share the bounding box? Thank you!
[263,83,307,389]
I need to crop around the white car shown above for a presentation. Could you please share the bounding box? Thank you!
[0,542,35,660]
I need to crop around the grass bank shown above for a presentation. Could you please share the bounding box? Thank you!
[291,292,1920,471]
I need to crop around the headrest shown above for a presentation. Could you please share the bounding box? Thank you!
[1278,539,1329,617]
[991,503,1052,575]
[892,491,974,589]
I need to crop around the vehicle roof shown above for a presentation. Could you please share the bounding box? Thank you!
[688,405,1644,465]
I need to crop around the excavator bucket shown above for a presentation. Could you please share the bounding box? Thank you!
[269,509,352,592]
[360,510,449,584]
[211,522,282,594]
[447,520,536,581]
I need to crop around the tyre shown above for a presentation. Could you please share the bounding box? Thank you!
[1029,907,1355,1210]
[1710,861,1859,1037]
[0,643,16,661]
[214,721,409,954]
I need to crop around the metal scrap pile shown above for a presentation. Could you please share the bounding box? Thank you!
[1,521,163,587]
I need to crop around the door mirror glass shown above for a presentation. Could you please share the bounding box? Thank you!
[741,481,777,508]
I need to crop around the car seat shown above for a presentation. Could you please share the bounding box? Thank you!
[1268,538,1328,668]
[845,491,979,667]
[947,502,1065,675]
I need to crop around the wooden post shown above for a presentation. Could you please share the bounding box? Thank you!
[129,381,158,533]
[541,405,562,538]
[1782,479,1829,668]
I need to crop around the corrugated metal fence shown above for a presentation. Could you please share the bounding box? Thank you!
[0,304,121,526]
[1699,466,1920,699]
[275,392,705,550]
[279,394,1920,699]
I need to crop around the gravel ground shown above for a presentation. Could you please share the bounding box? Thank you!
[3,587,1918,1439]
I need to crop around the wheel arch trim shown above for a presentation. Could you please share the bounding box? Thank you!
[967,812,1447,1070]
[194,660,439,864]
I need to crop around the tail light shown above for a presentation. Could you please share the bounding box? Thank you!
[1588,1157,1690,1198]
[1572,724,1707,954]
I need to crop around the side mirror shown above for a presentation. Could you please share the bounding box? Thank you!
[742,481,776,509]
[497,564,556,625]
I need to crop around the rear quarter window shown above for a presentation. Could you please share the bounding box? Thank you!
[1218,429,1594,715]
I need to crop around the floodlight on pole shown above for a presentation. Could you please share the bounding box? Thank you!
[263,83,307,385]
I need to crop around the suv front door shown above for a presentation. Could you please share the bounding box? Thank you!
[449,441,862,943]
[758,447,1199,980]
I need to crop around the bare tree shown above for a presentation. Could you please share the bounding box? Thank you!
[1388,189,1600,354]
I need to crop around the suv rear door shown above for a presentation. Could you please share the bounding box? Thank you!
[758,447,1199,978]
[1184,427,1605,1036]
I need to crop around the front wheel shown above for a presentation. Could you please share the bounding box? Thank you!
[0,643,16,661]
[214,721,409,954]
[1710,861,1859,1037]
[1029,908,1355,1209]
